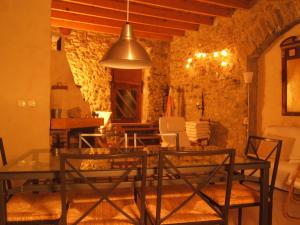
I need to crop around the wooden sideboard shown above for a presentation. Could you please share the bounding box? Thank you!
[50,118,104,148]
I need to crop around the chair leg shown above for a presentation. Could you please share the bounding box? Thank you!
[238,208,242,225]
[268,201,273,225]
[283,186,300,221]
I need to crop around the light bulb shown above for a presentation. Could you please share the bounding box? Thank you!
[195,53,201,58]
[213,52,219,58]
[221,61,228,67]
[185,64,190,69]
[187,58,193,63]
[221,50,228,56]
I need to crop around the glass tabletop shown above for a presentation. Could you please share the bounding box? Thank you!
[0,146,268,174]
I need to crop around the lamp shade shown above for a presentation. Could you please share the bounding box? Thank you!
[100,23,151,69]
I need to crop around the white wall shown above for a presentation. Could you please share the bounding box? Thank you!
[257,24,300,134]
[0,0,51,161]
[50,37,91,118]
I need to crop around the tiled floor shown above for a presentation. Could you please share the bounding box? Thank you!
[228,189,300,225]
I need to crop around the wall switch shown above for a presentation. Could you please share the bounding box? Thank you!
[27,100,36,107]
[17,100,26,107]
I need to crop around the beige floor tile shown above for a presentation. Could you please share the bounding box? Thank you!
[228,189,300,225]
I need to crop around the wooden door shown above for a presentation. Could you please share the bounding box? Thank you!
[111,69,142,123]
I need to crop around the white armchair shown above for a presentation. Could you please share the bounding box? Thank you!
[263,126,300,190]
[159,116,191,148]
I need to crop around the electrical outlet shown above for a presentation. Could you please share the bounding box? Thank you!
[17,100,26,107]
[27,100,36,107]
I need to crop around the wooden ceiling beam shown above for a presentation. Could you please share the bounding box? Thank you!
[195,0,251,9]
[51,18,173,41]
[51,10,185,36]
[52,0,199,31]
[64,0,214,25]
[131,0,234,17]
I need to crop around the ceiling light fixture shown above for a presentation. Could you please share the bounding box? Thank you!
[100,0,151,69]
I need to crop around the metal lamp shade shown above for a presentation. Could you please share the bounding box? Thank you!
[100,23,151,69]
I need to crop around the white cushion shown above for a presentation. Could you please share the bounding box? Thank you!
[264,126,300,161]
[257,135,295,161]
[275,161,300,190]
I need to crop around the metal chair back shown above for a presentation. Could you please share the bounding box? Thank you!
[59,149,147,225]
[155,149,235,225]
[245,136,282,198]
[78,132,125,148]
[0,137,12,190]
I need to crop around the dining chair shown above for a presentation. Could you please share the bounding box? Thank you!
[202,136,282,225]
[79,131,125,148]
[283,165,300,221]
[144,148,235,225]
[0,137,61,225]
[59,148,147,225]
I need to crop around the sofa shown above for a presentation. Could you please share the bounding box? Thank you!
[263,126,300,190]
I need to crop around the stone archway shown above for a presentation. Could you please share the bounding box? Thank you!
[247,19,300,135]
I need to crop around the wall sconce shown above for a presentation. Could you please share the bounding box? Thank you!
[185,49,231,72]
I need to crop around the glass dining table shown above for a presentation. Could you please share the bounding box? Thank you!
[0,146,270,225]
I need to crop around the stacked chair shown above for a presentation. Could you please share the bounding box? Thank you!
[185,120,211,145]
[59,149,147,225]
[202,136,282,225]
[143,149,235,225]
[0,137,61,224]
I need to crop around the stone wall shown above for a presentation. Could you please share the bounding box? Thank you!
[169,0,300,153]
[63,31,170,122]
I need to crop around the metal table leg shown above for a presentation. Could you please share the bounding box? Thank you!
[0,180,7,225]
[260,162,270,225]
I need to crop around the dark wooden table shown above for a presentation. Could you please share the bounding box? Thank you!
[0,147,270,225]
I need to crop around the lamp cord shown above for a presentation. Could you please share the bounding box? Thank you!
[126,0,129,22]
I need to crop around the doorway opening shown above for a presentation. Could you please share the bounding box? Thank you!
[111,69,142,123]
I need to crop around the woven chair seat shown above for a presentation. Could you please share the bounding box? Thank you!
[144,185,221,224]
[146,194,222,224]
[7,192,61,222]
[202,182,260,206]
[67,198,140,225]
[145,184,194,199]
[70,187,134,204]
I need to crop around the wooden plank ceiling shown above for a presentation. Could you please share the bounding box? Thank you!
[51,0,257,41]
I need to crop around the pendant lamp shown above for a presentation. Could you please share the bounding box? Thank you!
[100,0,151,69]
